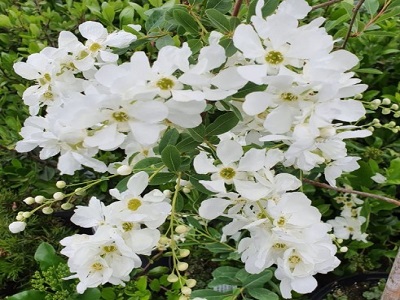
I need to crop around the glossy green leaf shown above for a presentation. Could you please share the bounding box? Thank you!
[206,112,239,136]
[161,145,181,172]
[6,290,45,300]
[173,9,199,34]
[205,9,230,33]
[34,242,64,271]
[247,288,279,300]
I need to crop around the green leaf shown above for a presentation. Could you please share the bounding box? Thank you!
[161,145,181,172]
[134,157,163,170]
[206,112,239,136]
[155,35,175,49]
[191,289,227,300]
[212,266,241,278]
[186,215,203,229]
[242,269,273,288]
[355,68,383,75]
[147,266,170,277]
[172,9,199,34]
[219,38,237,57]
[101,2,115,23]
[188,124,206,142]
[34,242,64,271]
[208,277,241,288]
[247,288,279,300]
[119,6,135,26]
[176,136,201,153]
[6,290,45,300]
[75,288,101,300]
[187,39,203,54]
[260,0,280,18]
[100,288,116,300]
[148,172,176,185]
[0,15,12,28]
[159,128,180,153]
[386,158,400,184]
[205,0,232,13]
[205,9,230,33]
[364,0,379,15]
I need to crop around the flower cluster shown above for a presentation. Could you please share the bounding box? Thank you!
[60,172,171,293]
[11,0,372,298]
[195,141,340,298]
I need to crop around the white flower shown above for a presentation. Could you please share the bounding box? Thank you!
[9,221,27,233]
[327,215,368,242]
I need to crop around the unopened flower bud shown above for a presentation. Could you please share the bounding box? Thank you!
[53,192,65,201]
[382,108,391,115]
[391,104,399,110]
[9,221,26,233]
[182,187,191,194]
[35,195,45,204]
[177,262,189,271]
[181,287,192,295]
[372,118,380,124]
[159,236,170,245]
[167,273,179,283]
[371,99,381,105]
[337,238,343,244]
[16,215,24,221]
[56,181,66,189]
[75,188,86,196]
[42,207,53,214]
[179,249,190,258]
[117,165,132,176]
[175,225,188,234]
[340,246,348,253]
[22,212,31,218]
[354,93,363,99]
[186,279,196,288]
[367,126,374,132]
[392,128,399,133]
[163,189,172,198]
[23,197,35,205]
[61,203,74,210]
[382,98,391,105]
[388,121,396,128]
[178,296,188,300]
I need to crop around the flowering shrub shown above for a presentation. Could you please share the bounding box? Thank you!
[6,0,400,299]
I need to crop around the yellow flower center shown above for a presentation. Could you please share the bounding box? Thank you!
[89,42,102,52]
[103,245,117,253]
[276,216,286,227]
[122,222,134,232]
[280,92,298,101]
[112,111,129,122]
[156,78,175,90]
[289,255,301,265]
[265,51,284,65]
[272,242,287,250]
[127,198,142,211]
[91,262,104,271]
[43,91,54,100]
[219,167,236,180]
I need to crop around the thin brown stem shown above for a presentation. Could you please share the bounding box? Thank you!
[303,178,400,207]
[232,0,243,17]
[311,0,343,10]
[342,0,366,49]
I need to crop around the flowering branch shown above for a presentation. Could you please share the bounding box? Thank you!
[342,0,366,49]
[311,0,343,10]
[303,178,400,206]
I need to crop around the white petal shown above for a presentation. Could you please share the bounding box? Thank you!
[199,179,226,193]
[238,148,266,171]
[194,152,218,174]
[234,179,270,200]
[233,24,265,59]
[243,91,272,116]
[199,198,231,219]
[127,171,149,196]
[217,140,243,166]
[237,65,268,85]
[79,21,107,41]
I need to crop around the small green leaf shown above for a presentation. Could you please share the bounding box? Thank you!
[119,6,135,26]
[208,277,241,288]
[173,9,199,34]
[206,0,232,14]
[34,242,64,271]
[206,112,239,136]
[364,0,379,15]
[386,158,400,184]
[176,136,201,153]
[219,38,237,57]
[161,145,181,172]
[186,215,203,229]
[102,2,115,23]
[147,266,170,277]
[247,288,279,300]
[6,290,45,300]
[134,157,163,170]
[188,124,206,142]
[212,266,241,278]
[355,68,383,75]
[148,173,176,185]
[191,289,227,300]
[75,288,101,300]
[100,287,116,300]
[242,269,273,288]
[159,128,180,153]
[205,9,230,33]
[187,39,203,54]
[155,35,175,49]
